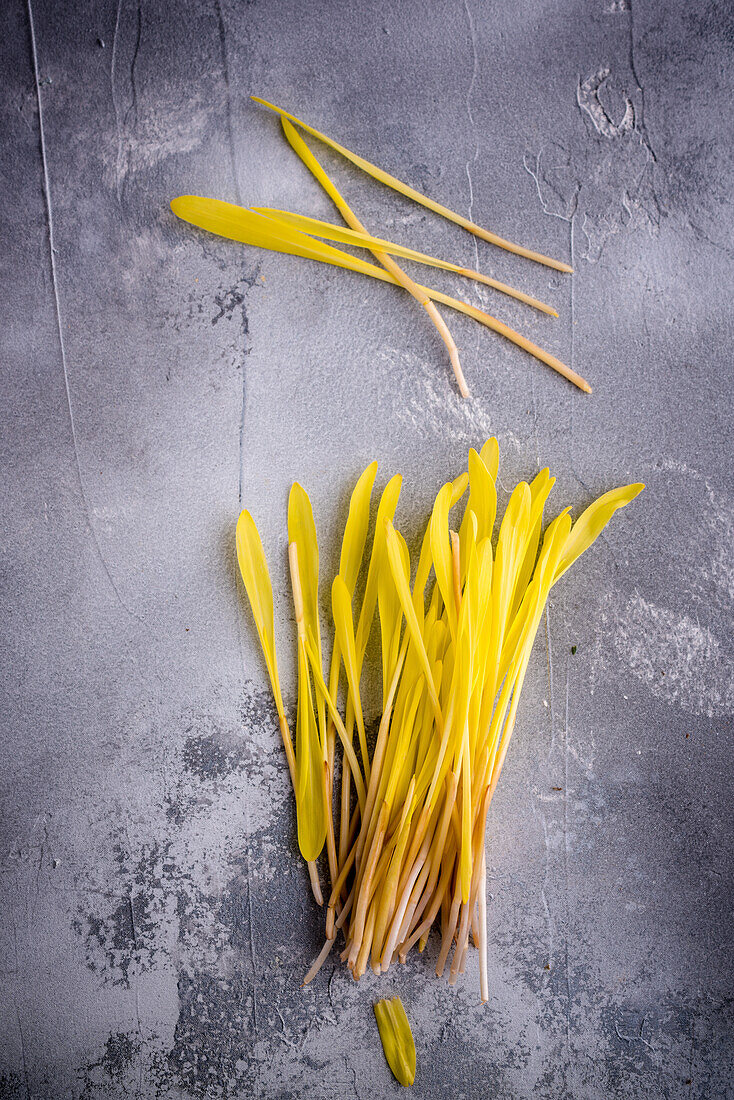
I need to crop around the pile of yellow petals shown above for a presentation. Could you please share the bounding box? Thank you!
[236,440,643,1000]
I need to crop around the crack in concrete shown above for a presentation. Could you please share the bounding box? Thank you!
[27,0,138,620]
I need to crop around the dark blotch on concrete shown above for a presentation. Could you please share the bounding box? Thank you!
[169,971,254,1098]
[182,732,246,780]
[0,1073,27,1100]
[100,1032,137,1077]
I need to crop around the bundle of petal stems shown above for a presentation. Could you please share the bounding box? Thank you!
[235,441,643,1000]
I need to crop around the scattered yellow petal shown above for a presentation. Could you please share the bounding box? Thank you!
[374,997,416,1086]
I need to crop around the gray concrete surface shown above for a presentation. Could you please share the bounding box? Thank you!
[1,0,732,1096]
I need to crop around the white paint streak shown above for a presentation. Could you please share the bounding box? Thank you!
[105,103,212,188]
[385,348,495,443]
[611,593,734,718]
[659,458,734,603]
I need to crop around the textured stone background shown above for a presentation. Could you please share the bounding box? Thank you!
[1,0,732,1096]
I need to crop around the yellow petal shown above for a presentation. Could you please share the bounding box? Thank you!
[554,483,645,582]
[474,537,494,665]
[429,483,457,637]
[386,522,441,722]
[235,510,282,714]
[295,640,327,861]
[304,634,367,812]
[355,473,402,663]
[171,195,390,281]
[332,575,369,782]
[495,481,532,628]
[413,472,469,611]
[509,468,555,620]
[459,448,497,564]
[482,483,531,704]
[323,460,377,777]
[339,461,378,595]
[480,437,500,481]
[378,528,408,703]
[495,507,572,690]
[288,483,325,740]
[288,484,321,647]
[373,997,416,1087]
[280,118,352,232]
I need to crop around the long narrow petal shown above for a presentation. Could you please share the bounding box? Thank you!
[355,473,403,664]
[235,510,282,713]
[288,483,325,742]
[171,195,389,279]
[332,575,370,782]
[339,461,378,595]
[480,437,500,482]
[254,207,558,315]
[554,483,645,582]
[429,483,457,638]
[386,522,442,723]
[295,640,327,861]
[252,95,572,273]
